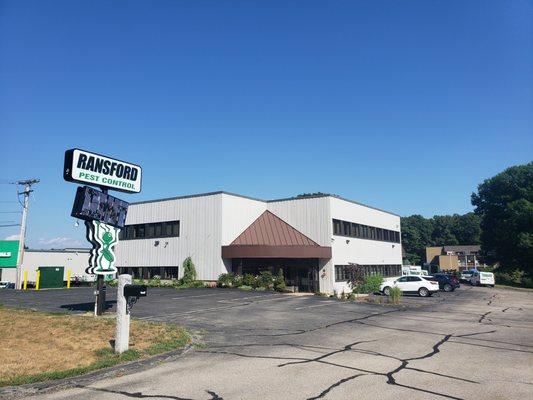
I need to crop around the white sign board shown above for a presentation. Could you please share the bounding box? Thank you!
[64,149,142,193]
[0,252,11,258]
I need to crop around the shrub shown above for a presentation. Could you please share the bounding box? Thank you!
[148,276,161,287]
[181,257,197,285]
[257,271,274,289]
[233,274,243,287]
[217,273,235,288]
[274,269,286,292]
[238,285,253,291]
[242,273,257,288]
[345,263,365,287]
[388,287,402,305]
[255,286,266,291]
[354,274,383,294]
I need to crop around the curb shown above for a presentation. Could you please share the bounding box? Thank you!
[0,344,194,399]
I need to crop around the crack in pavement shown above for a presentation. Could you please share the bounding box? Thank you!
[251,309,402,337]
[75,385,223,400]
[306,373,367,400]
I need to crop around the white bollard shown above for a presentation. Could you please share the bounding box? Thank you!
[115,274,132,353]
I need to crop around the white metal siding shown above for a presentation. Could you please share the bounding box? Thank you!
[267,197,331,246]
[115,194,223,280]
[330,197,402,294]
[221,194,266,245]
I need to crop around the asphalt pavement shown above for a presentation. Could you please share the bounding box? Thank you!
[1,285,532,399]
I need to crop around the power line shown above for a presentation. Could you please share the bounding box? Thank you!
[0,224,20,228]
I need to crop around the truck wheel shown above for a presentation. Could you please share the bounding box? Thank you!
[419,287,429,297]
[383,287,391,296]
[443,283,453,292]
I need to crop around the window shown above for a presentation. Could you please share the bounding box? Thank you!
[333,219,341,235]
[335,265,350,281]
[332,219,400,244]
[335,264,402,280]
[120,220,180,240]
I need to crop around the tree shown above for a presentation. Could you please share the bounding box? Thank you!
[472,162,533,273]
[401,215,434,265]
[454,213,481,244]
[401,213,481,265]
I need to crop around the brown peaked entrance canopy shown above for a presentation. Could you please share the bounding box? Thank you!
[222,211,332,258]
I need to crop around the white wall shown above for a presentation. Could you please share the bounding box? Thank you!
[115,193,223,280]
[221,194,266,245]
[329,197,402,294]
[267,197,331,246]
[1,250,91,283]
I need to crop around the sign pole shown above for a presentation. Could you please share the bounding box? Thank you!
[94,187,109,316]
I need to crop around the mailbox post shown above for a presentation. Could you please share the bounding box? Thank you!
[115,274,132,353]
[115,274,148,353]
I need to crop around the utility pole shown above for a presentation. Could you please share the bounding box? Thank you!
[15,179,39,290]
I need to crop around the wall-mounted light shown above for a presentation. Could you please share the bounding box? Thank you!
[164,241,169,248]
[346,239,350,244]
[154,240,160,247]
[392,244,395,248]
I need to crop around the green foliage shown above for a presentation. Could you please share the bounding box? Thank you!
[238,285,253,291]
[472,162,533,274]
[354,274,383,294]
[401,213,481,265]
[294,192,333,199]
[242,273,257,288]
[257,270,274,289]
[345,263,365,287]
[274,269,286,292]
[181,257,197,285]
[148,276,162,287]
[217,272,235,288]
[495,269,533,288]
[255,286,267,291]
[388,286,402,304]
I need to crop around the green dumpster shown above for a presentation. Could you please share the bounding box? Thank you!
[38,266,64,289]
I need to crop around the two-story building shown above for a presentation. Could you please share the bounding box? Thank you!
[116,191,402,294]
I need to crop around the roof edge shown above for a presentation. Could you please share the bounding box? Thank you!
[129,190,400,216]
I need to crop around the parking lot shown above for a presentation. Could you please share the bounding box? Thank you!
[1,285,532,399]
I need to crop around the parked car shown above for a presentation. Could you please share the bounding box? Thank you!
[470,271,495,287]
[460,270,476,283]
[380,275,440,297]
[0,281,15,289]
[423,274,460,292]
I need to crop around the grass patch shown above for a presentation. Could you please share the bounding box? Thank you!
[0,308,191,387]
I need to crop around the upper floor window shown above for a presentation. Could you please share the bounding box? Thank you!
[332,218,400,244]
[119,220,180,240]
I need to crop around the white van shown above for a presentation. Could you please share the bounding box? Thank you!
[470,271,495,287]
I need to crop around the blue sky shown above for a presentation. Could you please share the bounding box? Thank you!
[0,0,531,249]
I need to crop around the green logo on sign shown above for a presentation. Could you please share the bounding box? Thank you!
[85,221,119,275]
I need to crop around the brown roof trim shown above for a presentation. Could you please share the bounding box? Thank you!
[222,245,332,259]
